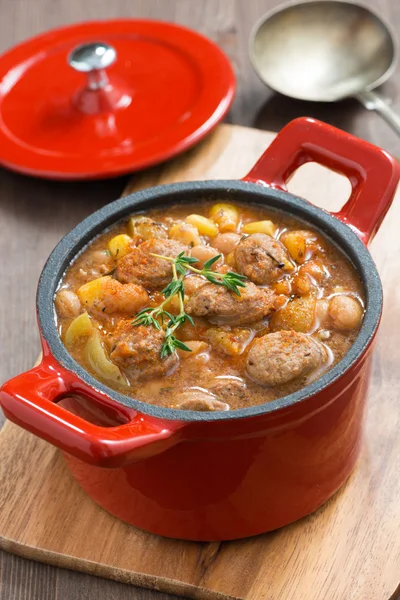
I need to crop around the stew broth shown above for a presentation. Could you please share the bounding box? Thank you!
[55,202,365,411]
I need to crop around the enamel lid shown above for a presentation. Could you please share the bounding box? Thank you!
[0,20,235,180]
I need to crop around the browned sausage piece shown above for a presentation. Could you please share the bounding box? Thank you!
[234,233,293,285]
[115,239,186,290]
[246,330,327,387]
[174,390,229,411]
[209,378,248,404]
[183,274,208,296]
[108,322,178,383]
[185,281,275,325]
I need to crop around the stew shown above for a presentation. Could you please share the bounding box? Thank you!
[55,202,365,411]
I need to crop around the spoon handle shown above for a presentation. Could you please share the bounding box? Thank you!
[356,90,400,138]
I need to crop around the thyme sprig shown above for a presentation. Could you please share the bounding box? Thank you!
[151,252,247,296]
[132,261,193,357]
[132,251,247,358]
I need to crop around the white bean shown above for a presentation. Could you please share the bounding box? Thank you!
[81,250,114,279]
[90,249,112,264]
[55,289,81,318]
[190,245,223,269]
[329,295,363,330]
[211,233,241,254]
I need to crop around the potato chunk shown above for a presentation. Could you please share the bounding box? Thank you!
[298,260,328,283]
[270,296,316,333]
[77,276,109,308]
[272,278,292,295]
[242,220,275,236]
[280,231,307,263]
[205,327,253,356]
[209,203,239,232]
[291,273,312,296]
[169,222,202,246]
[186,214,219,237]
[108,234,132,259]
[77,276,149,316]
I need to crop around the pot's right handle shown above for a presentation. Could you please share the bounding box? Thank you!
[244,117,400,244]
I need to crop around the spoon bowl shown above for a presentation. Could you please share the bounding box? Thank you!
[250,0,400,135]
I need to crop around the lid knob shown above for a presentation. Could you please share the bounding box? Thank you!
[68,42,117,90]
[68,41,131,114]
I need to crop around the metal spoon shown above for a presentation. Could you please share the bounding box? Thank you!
[249,0,400,136]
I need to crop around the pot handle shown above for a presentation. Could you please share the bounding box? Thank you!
[0,353,182,468]
[244,117,400,244]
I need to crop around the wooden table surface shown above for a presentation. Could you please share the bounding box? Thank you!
[1,1,400,598]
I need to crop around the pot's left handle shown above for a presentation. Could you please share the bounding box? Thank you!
[244,117,400,244]
[0,356,182,468]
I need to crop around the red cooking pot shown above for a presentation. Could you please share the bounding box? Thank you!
[1,118,399,541]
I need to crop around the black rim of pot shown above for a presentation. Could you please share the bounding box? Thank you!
[37,180,382,422]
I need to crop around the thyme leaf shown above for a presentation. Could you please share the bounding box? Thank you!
[132,249,248,357]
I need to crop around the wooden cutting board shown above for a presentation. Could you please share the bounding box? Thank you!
[0,124,399,600]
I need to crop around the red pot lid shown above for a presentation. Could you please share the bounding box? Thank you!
[0,20,235,180]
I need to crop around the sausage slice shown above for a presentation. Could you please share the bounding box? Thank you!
[235,233,293,284]
[185,281,275,325]
[116,238,186,290]
[174,390,229,411]
[108,322,178,382]
[246,330,327,387]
